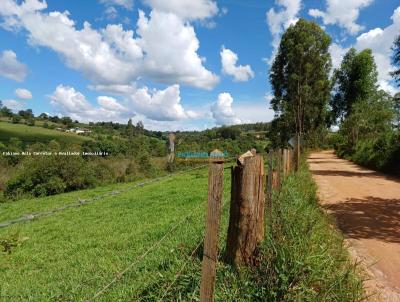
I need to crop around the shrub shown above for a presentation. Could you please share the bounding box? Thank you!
[11,115,21,124]
[26,119,35,126]
[5,156,97,199]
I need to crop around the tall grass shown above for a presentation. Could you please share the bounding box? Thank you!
[140,161,363,301]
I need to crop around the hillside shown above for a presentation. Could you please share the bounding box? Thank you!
[0,120,91,145]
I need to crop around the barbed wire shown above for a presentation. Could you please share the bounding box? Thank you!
[158,239,204,301]
[0,163,212,229]
[158,197,231,301]
[87,201,205,301]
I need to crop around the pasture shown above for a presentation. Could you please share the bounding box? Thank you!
[0,120,90,145]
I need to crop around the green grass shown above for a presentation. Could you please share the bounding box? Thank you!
[0,161,362,301]
[0,120,91,145]
[0,166,231,301]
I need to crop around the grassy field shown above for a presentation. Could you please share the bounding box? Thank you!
[0,166,229,301]
[0,120,90,145]
[0,160,362,301]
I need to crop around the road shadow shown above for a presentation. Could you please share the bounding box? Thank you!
[310,169,377,178]
[310,169,400,182]
[323,197,400,243]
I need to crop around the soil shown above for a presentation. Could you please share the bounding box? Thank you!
[308,151,400,302]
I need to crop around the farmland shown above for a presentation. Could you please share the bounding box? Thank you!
[0,120,91,145]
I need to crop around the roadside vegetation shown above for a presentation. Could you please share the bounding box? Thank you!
[330,47,400,175]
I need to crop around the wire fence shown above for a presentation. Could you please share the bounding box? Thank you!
[0,164,212,229]
[87,201,205,301]
[1,156,239,301]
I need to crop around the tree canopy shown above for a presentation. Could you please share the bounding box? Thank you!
[391,34,400,86]
[270,18,332,145]
[331,48,378,123]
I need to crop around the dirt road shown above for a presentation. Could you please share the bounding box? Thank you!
[308,151,400,301]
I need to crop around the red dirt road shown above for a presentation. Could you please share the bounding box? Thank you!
[308,151,400,301]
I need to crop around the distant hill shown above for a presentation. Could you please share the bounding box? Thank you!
[0,120,91,145]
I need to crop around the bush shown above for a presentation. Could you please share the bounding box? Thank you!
[335,130,400,176]
[11,115,21,124]
[26,119,35,126]
[5,156,97,199]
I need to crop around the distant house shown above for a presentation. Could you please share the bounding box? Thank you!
[66,128,91,135]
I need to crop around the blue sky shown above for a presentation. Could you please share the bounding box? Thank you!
[0,0,399,130]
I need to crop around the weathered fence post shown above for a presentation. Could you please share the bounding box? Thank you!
[272,170,279,190]
[276,149,281,191]
[295,132,301,171]
[225,155,265,266]
[266,152,273,226]
[282,148,288,178]
[287,148,292,174]
[200,158,224,302]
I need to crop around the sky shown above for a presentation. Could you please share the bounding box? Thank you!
[0,0,399,131]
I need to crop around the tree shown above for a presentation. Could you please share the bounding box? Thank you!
[391,34,400,86]
[26,118,35,126]
[331,48,378,122]
[38,113,48,120]
[126,118,134,138]
[61,116,73,127]
[18,109,34,120]
[0,106,13,118]
[136,121,144,134]
[11,115,21,124]
[270,18,332,144]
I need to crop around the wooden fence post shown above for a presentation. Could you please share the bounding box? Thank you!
[272,170,279,190]
[276,149,281,191]
[200,160,224,302]
[282,148,287,178]
[295,132,300,171]
[225,155,265,266]
[266,152,273,226]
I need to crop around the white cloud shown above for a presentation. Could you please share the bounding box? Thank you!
[128,84,196,121]
[0,50,28,82]
[354,6,400,94]
[15,88,32,99]
[211,93,241,125]
[99,0,133,10]
[0,0,219,89]
[50,84,199,123]
[89,83,137,95]
[97,95,126,111]
[143,0,218,21]
[266,0,301,64]
[104,6,118,20]
[220,46,254,82]
[308,0,373,35]
[3,99,25,112]
[136,10,219,89]
[329,43,349,69]
[50,85,129,122]
[234,102,275,124]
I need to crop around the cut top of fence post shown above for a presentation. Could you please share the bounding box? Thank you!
[210,149,225,163]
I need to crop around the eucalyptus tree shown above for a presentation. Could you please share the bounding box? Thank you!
[270,18,332,145]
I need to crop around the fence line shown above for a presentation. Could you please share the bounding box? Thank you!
[0,163,214,229]
[88,201,205,301]
[159,239,204,300]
